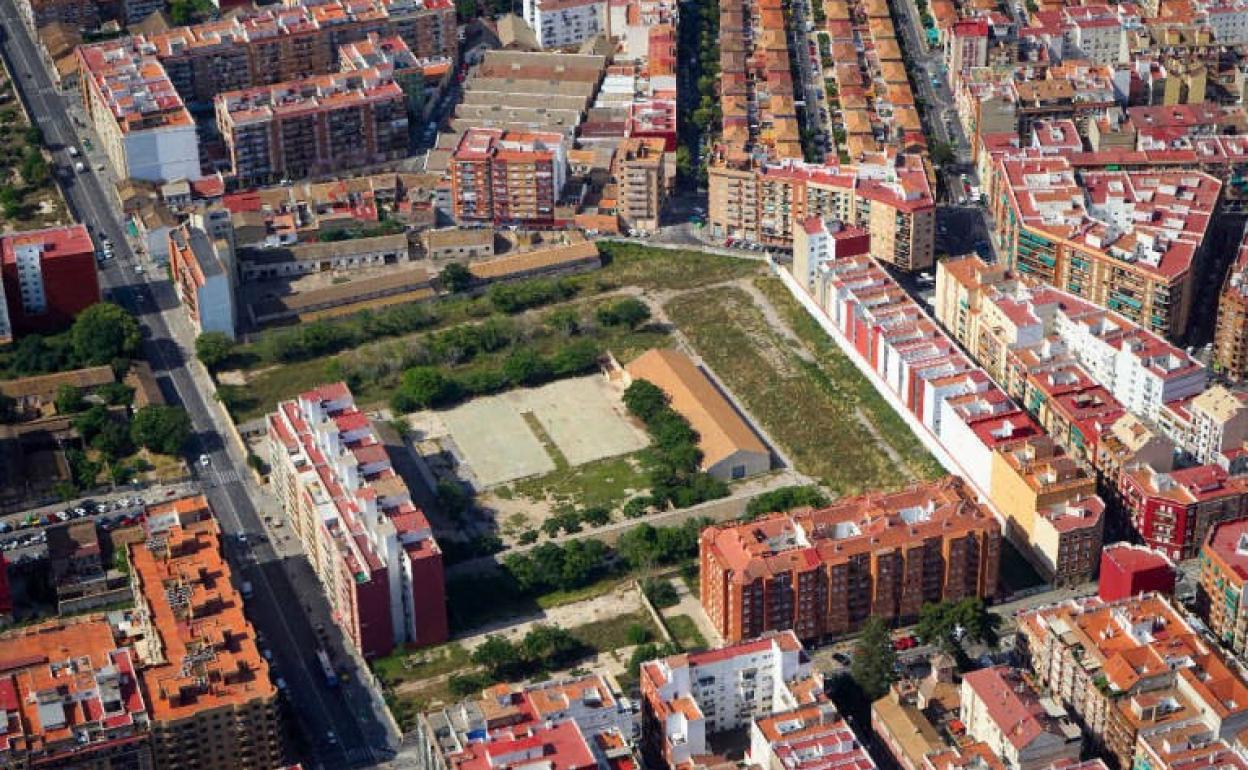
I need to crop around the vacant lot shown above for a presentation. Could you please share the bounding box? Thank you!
[666,285,923,494]
[754,277,945,481]
[415,375,649,488]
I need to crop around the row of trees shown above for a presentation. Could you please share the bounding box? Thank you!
[391,339,601,413]
[2,303,141,378]
[500,518,707,598]
[463,625,586,687]
[623,380,729,511]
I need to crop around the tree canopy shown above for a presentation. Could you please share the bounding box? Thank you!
[915,598,999,653]
[440,262,474,293]
[850,616,896,701]
[130,405,191,456]
[195,332,236,370]
[70,303,141,366]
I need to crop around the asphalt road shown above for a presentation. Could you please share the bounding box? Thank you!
[0,8,394,767]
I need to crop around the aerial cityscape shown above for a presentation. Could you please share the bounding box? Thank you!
[4,0,1248,766]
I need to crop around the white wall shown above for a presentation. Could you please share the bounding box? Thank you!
[123,124,201,182]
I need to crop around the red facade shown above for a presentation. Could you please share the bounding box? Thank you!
[1098,544,1176,603]
[1,225,99,335]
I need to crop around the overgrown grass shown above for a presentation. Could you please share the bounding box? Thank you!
[445,570,633,635]
[569,611,660,651]
[665,286,910,494]
[754,276,946,481]
[371,643,471,689]
[508,452,649,514]
[666,614,708,651]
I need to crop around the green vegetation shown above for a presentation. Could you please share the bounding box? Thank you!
[440,262,474,293]
[850,616,897,701]
[315,218,405,243]
[0,303,140,378]
[509,452,649,517]
[916,598,1000,654]
[745,485,829,519]
[754,277,946,480]
[678,0,721,187]
[504,539,612,597]
[130,405,191,456]
[666,614,708,651]
[623,379,729,510]
[195,332,236,371]
[0,74,67,230]
[642,577,680,608]
[666,286,923,493]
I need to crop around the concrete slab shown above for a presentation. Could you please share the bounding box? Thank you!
[440,398,555,487]
[512,378,649,466]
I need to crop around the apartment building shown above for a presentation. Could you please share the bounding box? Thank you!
[450,128,568,226]
[1135,724,1248,770]
[1199,518,1248,655]
[217,67,409,185]
[77,39,202,182]
[1017,594,1248,768]
[707,152,936,271]
[990,436,1104,585]
[791,217,870,292]
[523,0,607,48]
[1119,462,1248,560]
[613,137,667,234]
[700,477,1001,643]
[1170,386,1248,464]
[15,0,98,32]
[338,32,453,116]
[1215,233,1248,382]
[266,382,447,657]
[934,253,1206,432]
[168,223,236,339]
[148,0,455,108]
[131,516,285,770]
[418,673,639,770]
[639,632,826,769]
[960,666,1082,770]
[992,156,1221,341]
[0,225,99,336]
[748,704,877,770]
[0,619,153,769]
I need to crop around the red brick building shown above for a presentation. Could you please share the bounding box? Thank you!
[450,128,568,226]
[1097,542,1175,603]
[700,476,1001,643]
[0,225,99,337]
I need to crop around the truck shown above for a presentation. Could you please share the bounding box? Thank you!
[316,648,338,687]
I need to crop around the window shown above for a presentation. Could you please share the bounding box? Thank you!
[732,464,746,480]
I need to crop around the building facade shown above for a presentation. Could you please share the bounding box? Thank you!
[216,67,409,185]
[0,225,100,336]
[960,666,1082,770]
[168,223,236,339]
[266,382,448,657]
[700,477,1001,643]
[450,128,568,225]
[523,0,607,48]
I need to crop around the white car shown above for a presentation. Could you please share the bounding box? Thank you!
[199,454,210,467]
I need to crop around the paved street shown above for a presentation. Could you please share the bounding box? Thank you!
[0,8,396,767]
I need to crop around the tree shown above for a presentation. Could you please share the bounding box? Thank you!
[471,636,521,679]
[623,380,669,423]
[0,186,20,219]
[130,405,191,455]
[745,485,830,519]
[580,506,610,526]
[393,367,461,412]
[71,303,140,366]
[596,298,651,328]
[92,420,133,461]
[502,349,552,387]
[73,404,112,443]
[54,384,86,414]
[440,262,475,293]
[930,141,955,167]
[97,381,134,406]
[917,598,999,652]
[850,616,896,701]
[627,623,652,645]
[545,307,581,336]
[195,332,236,370]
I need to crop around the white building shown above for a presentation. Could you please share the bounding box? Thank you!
[1172,385,1248,464]
[522,0,608,49]
[640,632,823,770]
[168,225,235,340]
[961,666,1083,770]
[1054,311,1207,423]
